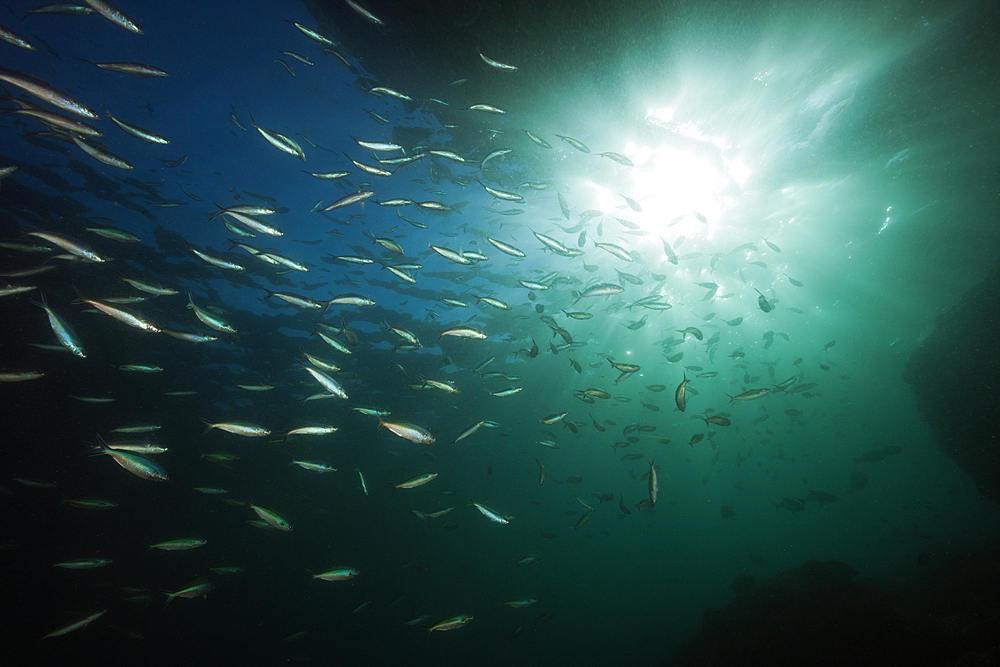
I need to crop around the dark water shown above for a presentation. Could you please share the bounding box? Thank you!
[1,1,999,665]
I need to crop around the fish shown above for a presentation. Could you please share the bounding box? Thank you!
[425,614,473,635]
[391,473,438,492]
[345,0,383,25]
[33,294,85,357]
[248,503,292,531]
[647,459,658,506]
[438,326,486,340]
[310,567,360,582]
[200,420,269,437]
[43,610,106,639]
[92,436,168,481]
[469,497,511,523]
[26,231,108,263]
[677,327,704,341]
[163,582,215,607]
[299,362,348,400]
[772,497,806,513]
[148,538,206,551]
[675,375,689,412]
[594,242,633,262]
[601,152,633,166]
[660,236,679,265]
[479,181,524,203]
[480,52,517,71]
[726,388,771,403]
[70,133,133,169]
[754,288,773,312]
[0,68,99,119]
[290,460,337,473]
[321,191,375,211]
[620,194,642,212]
[53,556,113,570]
[84,0,143,33]
[485,237,525,257]
[466,103,506,115]
[535,458,545,485]
[555,134,590,153]
[107,113,169,143]
[452,420,484,445]
[379,419,435,444]
[573,283,624,303]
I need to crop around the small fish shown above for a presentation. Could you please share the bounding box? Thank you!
[43,610,106,639]
[426,614,473,635]
[53,557,113,569]
[379,419,435,444]
[754,288,773,313]
[677,327,703,341]
[310,567,360,582]
[33,294,85,357]
[92,436,168,481]
[469,497,511,523]
[674,375,689,412]
[163,581,214,607]
[200,420,270,437]
[148,538,206,551]
[726,388,771,402]
[555,134,590,153]
[500,598,537,609]
[647,459,658,506]
[391,473,438,492]
[600,152,633,166]
[480,52,517,71]
[249,503,292,531]
[452,420,485,446]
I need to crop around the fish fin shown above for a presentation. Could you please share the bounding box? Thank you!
[198,418,215,437]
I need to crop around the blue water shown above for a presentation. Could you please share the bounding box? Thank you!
[1,1,998,665]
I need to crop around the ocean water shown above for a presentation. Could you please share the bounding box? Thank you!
[1,1,998,665]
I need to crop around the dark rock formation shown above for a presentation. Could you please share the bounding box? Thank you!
[674,551,1000,667]
[675,560,942,667]
[904,261,1000,504]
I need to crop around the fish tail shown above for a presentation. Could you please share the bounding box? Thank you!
[198,418,215,437]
